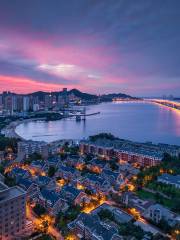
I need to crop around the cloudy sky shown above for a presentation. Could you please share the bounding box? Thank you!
[0,0,180,96]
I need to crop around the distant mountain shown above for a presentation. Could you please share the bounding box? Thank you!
[28,89,98,101]
[68,89,98,101]
[24,89,136,102]
[100,93,138,102]
[29,91,47,101]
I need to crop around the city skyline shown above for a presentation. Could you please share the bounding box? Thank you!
[0,0,180,96]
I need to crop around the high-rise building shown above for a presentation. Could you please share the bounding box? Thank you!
[12,95,17,112]
[4,95,13,113]
[61,88,69,105]
[52,95,57,107]
[23,96,30,112]
[58,95,65,107]
[62,88,67,93]
[44,94,52,109]
[29,95,38,111]
[33,103,39,112]
[16,95,23,112]
[0,181,27,240]
[0,95,3,107]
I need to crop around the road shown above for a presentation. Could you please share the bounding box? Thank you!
[26,204,64,240]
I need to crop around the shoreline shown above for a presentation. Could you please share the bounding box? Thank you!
[1,101,180,145]
[1,118,46,140]
[1,117,180,148]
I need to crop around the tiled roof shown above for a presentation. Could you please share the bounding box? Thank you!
[73,213,118,240]
[59,165,76,174]
[62,185,81,199]
[41,189,60,205]
[158,174,180,185]
[18,178,34,189]
[11,167,29,176]
[31,160,45,168]
[47,157,60,164]
[36,176,51,185]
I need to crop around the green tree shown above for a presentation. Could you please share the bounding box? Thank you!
[33,204,46,217]
[48,166,56,177]
[98,209,114,221]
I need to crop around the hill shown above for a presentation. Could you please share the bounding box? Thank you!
[25,89,137,102]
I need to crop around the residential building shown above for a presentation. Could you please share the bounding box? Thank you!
[157,174,180,189]
[38,189,68,216]
[121,192,154,215]
[35,176,55,189]
[68,213,120,240]
[80,139,163,167]
[92,203,133,224]
[61,185,86,205]
[145,204,179,226]
[23,96,30,112]
[18,140,48,158]
[9,167,30,183]
[18,178,39,201]
[0,181,26,240]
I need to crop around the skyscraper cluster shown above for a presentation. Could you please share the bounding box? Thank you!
[0,88,80,115]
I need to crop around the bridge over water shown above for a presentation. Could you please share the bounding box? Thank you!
[148,99,180,111]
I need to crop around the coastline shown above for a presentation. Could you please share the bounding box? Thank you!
[1,101,179,145]
[1,118,46,140]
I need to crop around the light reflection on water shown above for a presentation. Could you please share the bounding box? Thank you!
[16,102,180,145]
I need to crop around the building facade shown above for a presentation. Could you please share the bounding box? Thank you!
[0,181,27,240]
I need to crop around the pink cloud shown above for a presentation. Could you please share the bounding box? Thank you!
[0,75,81,93]
[0,27,128,93]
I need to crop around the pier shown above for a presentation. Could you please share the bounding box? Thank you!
[49,107,100,120]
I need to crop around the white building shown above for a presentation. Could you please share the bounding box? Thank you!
[23,96,30,112]
[157,174,180,189]
[33,103,39,112]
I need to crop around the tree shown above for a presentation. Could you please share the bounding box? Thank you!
[64,142,70,153]
[158,218,172,233]
[60,152,67,161]
[172,198,180,213]
[84,154,93,162]
[109,161,119,171]
[98,209,114,221]
[0,136,19,152]
[89,133,118,141]
[33,204,46,216]
[48,166,56,177]
[119,223,144,239]
[69,146,79,155]
[37,234,54,240]
[0,162,5,174]
[153,234,169,240]
[4,175,16,187]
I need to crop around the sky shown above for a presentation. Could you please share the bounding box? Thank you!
[0,0,180,97]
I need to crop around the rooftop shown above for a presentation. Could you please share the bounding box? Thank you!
[41,189,61,205]
[0,181,26,203]
[81,139,164,159]
[158,174,180,185]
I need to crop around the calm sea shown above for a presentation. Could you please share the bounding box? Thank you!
[15,102,180,145]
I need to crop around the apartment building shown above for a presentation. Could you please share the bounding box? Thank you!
[0,181,26,240]
[18,140,48,158]
[80,140,163,167]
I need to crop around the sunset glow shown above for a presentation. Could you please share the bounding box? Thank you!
[0,1,180,95]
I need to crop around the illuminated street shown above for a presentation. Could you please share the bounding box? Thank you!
[26,203,63,240]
